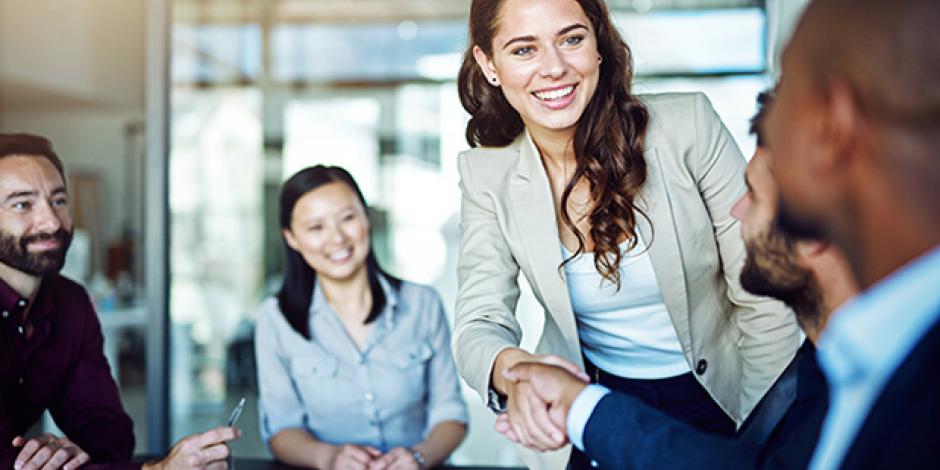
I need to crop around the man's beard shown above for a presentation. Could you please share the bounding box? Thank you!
[0,228,72,277]
[740,219,822,330]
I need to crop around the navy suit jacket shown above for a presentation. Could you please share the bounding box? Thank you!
[837,316,940,469]
[581,341,826,469]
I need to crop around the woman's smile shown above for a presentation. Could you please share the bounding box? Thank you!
[532,83,579,109]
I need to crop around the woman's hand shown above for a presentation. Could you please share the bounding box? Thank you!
[492,349,589,451]
[368,447,420,470]
[327,444,381,470]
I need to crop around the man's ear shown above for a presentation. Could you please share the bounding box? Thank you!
[819,79,863,170]
[472,45,500,85]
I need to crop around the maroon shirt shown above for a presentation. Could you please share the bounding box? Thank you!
[0,275,135,468]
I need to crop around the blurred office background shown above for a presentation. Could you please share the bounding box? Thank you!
[0,0,809,465]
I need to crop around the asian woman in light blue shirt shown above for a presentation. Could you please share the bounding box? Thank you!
[255,165,467,470]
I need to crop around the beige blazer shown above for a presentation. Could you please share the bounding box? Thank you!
[453,92,801,468]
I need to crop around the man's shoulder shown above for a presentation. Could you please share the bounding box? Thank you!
[872,313,940,399]
[840,316,940,467]
[42,274,97,321]
[736,342,808,448]
[749,341,827,468]
[45,274,90,294]
[42,274,95,307]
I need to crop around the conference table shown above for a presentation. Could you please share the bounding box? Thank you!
[230,459,518,470]
[137,457,521,470]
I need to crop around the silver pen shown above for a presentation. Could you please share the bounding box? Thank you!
[226,397,246,427]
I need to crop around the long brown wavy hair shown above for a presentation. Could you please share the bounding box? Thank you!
[457,0,650,287]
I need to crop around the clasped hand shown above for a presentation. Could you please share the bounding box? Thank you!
[328,445,420,470]
[493,353,590,452]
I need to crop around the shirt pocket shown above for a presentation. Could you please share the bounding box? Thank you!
[288,354,355,416]
[387,340,434,400]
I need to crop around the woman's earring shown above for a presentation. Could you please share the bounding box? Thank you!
[597,56,603,63]
[490,77,499,85]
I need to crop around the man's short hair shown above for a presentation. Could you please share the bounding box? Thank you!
[0,133,66,178]
[749,90,774,148]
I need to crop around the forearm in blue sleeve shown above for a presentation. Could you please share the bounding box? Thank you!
[583,392,759,470]
[568,384,610,451]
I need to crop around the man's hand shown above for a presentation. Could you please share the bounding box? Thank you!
[494,412,520,443]
[12,434,89,470]
[491,350,589,452]
[504,378,566,450]
[327,444,381,470]
[143,426,240,470]
[497,362,591,448]
[367,447,419,470]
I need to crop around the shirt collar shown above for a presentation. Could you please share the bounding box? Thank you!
[0,276,55,321]
[0,277,25,313]
[817,244,940,386]
[310,273,399,328]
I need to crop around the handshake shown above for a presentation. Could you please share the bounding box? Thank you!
[492,350,593,452]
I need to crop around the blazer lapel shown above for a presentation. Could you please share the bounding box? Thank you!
[636,147,692,350]
[508,133,580,348]
[504,136,692,356]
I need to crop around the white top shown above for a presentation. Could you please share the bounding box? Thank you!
[562,236,689,379]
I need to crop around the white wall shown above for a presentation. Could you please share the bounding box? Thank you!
[766,0,813,79]
[0,0,145,109]
[0,0,147,274]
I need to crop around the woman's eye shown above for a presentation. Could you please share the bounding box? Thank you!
[308,225,322,232]
[12,201,30,210]
[52,198,68,207]
[512,46,534,56]
[564,35,584,46]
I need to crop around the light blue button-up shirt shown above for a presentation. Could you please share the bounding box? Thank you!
[255,276,468,451]
[810,245,940,469]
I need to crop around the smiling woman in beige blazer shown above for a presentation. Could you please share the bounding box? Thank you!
[452,0,801,468]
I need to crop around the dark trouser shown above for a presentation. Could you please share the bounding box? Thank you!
[568,358,736,469]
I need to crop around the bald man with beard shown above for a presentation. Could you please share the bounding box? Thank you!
[766,0,940,468]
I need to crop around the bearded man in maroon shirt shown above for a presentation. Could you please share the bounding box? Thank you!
[0,133,238,470]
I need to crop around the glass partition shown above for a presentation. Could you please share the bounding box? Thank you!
[168,1,767,464]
